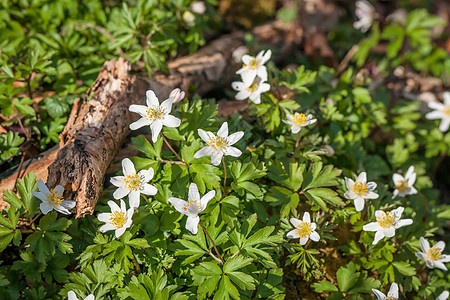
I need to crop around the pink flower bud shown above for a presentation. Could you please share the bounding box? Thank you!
[170,88,186,104]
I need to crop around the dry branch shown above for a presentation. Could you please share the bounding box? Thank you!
[1,19,303,217]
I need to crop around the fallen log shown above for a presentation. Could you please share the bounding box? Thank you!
[1,19,304,217]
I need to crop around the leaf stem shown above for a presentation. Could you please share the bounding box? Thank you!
[417,191,429,222]
[141,194,156,215]
[222,157,227,190]
[162,134,187,166]
[199,222,225,264]
[295,132,301,150]
[131,250,141,273]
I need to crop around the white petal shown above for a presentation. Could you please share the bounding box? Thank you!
[120,199,127,212]
[186,216,200,234]
[407,172,416,186]
[231,81,245,91]
[61,200,76,209]
[290,218,301,227]
[299,237,309,245]
[303,212,311,223]
[415,251,427,262]
[309,231,320,242]
[290,125,301,134]
[67,291,79,300]
[310,222,317,231]
[392,189,399,199]
[113,187,129,200]
[437,291,449,300]
[138,168,154,183]
[54,185,64,195]
[32,191,48,202]
[85,295,95,300]
[122,158,136,177]
[372,230,385,245]
[256,66,268,82]
[162,115,181,127]
[168,197,189,215]
[426,110,445,120]
[227,131,244,145]
[344,190,356,200]
[258,83,271,93]
[224,146,242,157]
[405,166,415,179]
[108,200,121,213]
[241,69,257,86]
[129,190,140,208]
[345,177,355,189]
[197,129,212,142]
[392,173,404,185]
[217,122,228,138]
[110,176,125,187]
[99,223,115,233]
[54,205,71,215]
[188,183,201,202]
[354,197,365,211]
[434,261,448,271]
[439,255,450,263]
[366,181,377,191]
[141,183,157,196]
[439,118,450,132]
[365,191,379,199]
[241,55,253,65]
[40,202,53,215]
[356,172,367,183]
[249,93,261,104]
[115,226,127,238]
[98,212,111,222]
[383,227,395,238]
[286,229,300,239]
[434,241,446,251]
[146,90,159,107]
[37,179,50,195]
[444,92,450,104]
[200,190,215,210]
[428,101,444,111]
[420,237,430,252]
[129,118,151,130]
[395,219,413,228]
[194,146,214,159]
[150,120,163,142]
[363,222,380,232]
[235,90,251,100]
[372,289,386,300]
[375,210,385,219]
[211,152,224,166]
[387,283,399,299]
[260,49,272,64]
[129,104,148,117]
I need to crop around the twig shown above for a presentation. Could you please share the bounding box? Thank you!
[131,250,141,273]
[229,249,240,259]
[162,134,187,165]
[295,132,301,150]
[200,222,225,264]
[336,44,359,76]
[141,194,157,215]
[417,191,429,222]
[29,213,42,228]
[160,159,185,165]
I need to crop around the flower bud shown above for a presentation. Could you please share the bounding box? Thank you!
[170,88,186,104]
[190,1,206,15]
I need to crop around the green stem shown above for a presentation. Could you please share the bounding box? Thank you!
[162,134,187,165]
[200,222,225,264]
[295,132,301,150]
[131,250,141,273]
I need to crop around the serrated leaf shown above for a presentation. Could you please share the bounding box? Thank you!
[312,281,339,292]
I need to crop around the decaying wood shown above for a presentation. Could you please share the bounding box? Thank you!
[1,19,304,217]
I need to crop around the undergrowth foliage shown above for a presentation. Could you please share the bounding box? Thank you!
[1,1,450,300]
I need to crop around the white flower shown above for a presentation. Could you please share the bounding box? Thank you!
[110,158,157,209]
[68,291,94,300]
[169,88,185,104]
[425,91,450,132]
[194,122,244,166]
[183,11,195,27]
[231,78,270,104]
[344,172,378,211]
[168,183,215,234]
[129,90,181,142]
[363,207,413,245]
[232,46,248,64]
[353,0,376,32]
[236,49,271,86]
[286,212,320,245]
[97,199,134,238]
[32,179,76,215]
[372,282,398,300]
[392,166,417,198]
[190,1,206,14]
[415,237,450,271]
[437,291,449,300]
[283,112,317,133]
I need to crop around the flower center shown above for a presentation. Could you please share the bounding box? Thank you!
[352,182,367,197]
[146,105,164,121]
[427,246,442,261]
[46,189,64,205]
[109,211,127,228]
[295,222,312,238]
[246,82,259,93]
[207,136,228,152]
[394,179,408,192]
[292,113,307,126]
[377,211,396,228]
[243,58,260,70]
[384,297,396,300]
[123,173,143,191]
[442,105,450,116]
[184,200,201,211]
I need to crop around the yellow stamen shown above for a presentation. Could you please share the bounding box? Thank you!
[247,58,259,69]
[427,247,442,261]
[352,181,368,197]
[47,189,64,205]
[295,222,312,238]
[245,82,258,93]
[123,173,143,191]
[394,179,408,192]
[207,136,227,152]
[146,105,164,121]
[109,211,127,228]
[291,113,308,126]
[377,211,396,228]
[442,106,450,116]
[385,297,396,300]
[184,200,201,211]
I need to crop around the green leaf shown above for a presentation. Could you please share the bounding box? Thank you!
[336,263,359,292]
[127,238,150,249]
[312,281,339,292]
[224,256,253,273]
[392,261,416,276]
